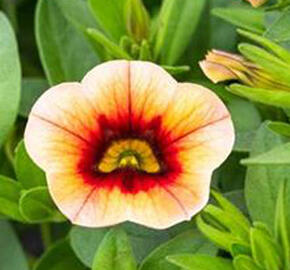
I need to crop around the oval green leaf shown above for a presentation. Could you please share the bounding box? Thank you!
[19,187,65,223]
[0,12,21,147]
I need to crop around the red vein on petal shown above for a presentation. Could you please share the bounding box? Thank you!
[128,62,132,132]
[161,185,189,218]
[166,115,230,147]
[72,187,97,222]
[31,114,93,146]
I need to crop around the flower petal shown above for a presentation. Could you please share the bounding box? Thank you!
[129,61,177,124]
[47,172,128,227]
[81,60,130,124]
[162,83,233,148]
[24,82,97,173]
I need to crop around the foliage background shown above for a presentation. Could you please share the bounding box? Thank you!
[0,0,289,269]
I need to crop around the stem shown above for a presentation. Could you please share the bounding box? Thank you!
[40,223,52,250]
[4,129,16,167]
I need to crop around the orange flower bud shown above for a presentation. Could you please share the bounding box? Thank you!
[245,0,267,7]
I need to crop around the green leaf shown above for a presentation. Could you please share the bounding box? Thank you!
[216,152,247,192]
[233,255,262,270]
[197,215,237,252]
[14,141,46,189]
[87,28,132,59]
[70,224,170,267]
[34,240,87,270]
[228,84,290,108]
[19,187,65,223]
[54,0,104,60]
[209,0,237,51]
[223,190,248,215]
[167,254,234,270]
[211,191,251,231]
[242,142,290,165]
[123,223,170,263]
[89,0,127,42]
[264,9,290,48]
[36,0,98,85]
[0,148,14,177]
[203,205,250,244]
[162,65,190,75]
[212,7,264,34]
[237,29,290,64]
[238,43,290,85]
[139,40,152,61]
[274,180,290,269]
[154,0,206,65]
[250,227,282,270]
[0,12,21,147]
[70,227,109,267]
[230,243,251,257]
[140,229,217,270]
[92,227,137,270]
[245,122,290,230]
[19,78,48,118]
[0,175,24,221]
[56,0,97,32]
[0,220,29,270]
[228,99,261,152]
[268,121,290,137]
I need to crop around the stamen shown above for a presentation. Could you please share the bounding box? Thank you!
[97,139,161,173]
[119,154,140,169]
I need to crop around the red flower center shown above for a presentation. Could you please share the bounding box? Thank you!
[77,114,182,194]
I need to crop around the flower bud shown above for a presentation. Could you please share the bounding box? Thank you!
[124,0,150,42]
[245,0,267,7]
[199,50,256,85]
[199,49,290,91]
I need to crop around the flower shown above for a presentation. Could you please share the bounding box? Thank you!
[24,61,234,229]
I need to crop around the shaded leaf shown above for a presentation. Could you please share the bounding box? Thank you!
[245,123,290,230]
[15,140,46,189]
[92,228,137,270]
[274,180,290,269]
[86,28,132,59]
[36,0,98,85]
[70,224,170,267]
[228,99,261,152]
[264,9,290,49]
[89,0,127,42]
[154,0,206,65]
[19,78,48,118]
[0,220,28,270]
[268,121,290,137]
[19,187,65,223]
[167,254,234,270]
[233,255,262,270]
[140,229,217,270]
[0,12,21,147]
[34,240,87,270]
[242,142,290,165]
[0,175,24,221]
[250,227,282,269]
[228,84,290,108]
[212,7,264,34]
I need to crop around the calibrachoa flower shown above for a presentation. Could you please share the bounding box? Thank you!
[24,61,234,229]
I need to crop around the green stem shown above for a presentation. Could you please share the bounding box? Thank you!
[41,223,52,250]
[4,128,16,167]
